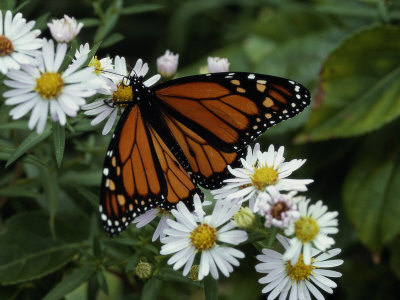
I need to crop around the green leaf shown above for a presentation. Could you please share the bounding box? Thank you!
[40,169,59,237]
[80,18,100,27]
[0,212,81,285]
[0,147,47,168]
[96,270,108,294]
[43,265,96,300]
[6,126,52,168]
[34,12,50,31]
[13,0,30,12]
[102,32,124,48]
[53,121,65,168]
[298,25,400,142]
[0,186,41,199]
[141,278,162,300]
[60,171,101,186]
[157,268,202,287]
[343,133,400,251]
[0,121,29,130]
[390,238,400,280]
[204,276,218,300]
[94,0,123,43]
[120,4,163,15]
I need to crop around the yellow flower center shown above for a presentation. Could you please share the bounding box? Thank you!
[251,164,278,190]
[89,56,103,75]
[295,217,319,243]
[112,84,133,107]
[0,35,14,56]
[285,254,315,282]
[190,224,217,251]
[35,72,64,99]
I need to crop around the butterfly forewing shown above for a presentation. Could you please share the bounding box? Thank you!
[155,72,311,153]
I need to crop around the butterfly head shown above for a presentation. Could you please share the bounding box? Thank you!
[110,73,152,108]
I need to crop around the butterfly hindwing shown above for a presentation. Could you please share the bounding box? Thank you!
[162,113,241,189]
[155,72,311,153]
[100,105,201,235]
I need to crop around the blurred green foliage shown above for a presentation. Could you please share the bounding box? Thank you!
[1,0,400,299]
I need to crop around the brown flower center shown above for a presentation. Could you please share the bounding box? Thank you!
[270,201,289,220]
[0,35,14,56]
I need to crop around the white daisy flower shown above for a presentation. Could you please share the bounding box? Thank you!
[74,43,114,93]
[254,189,301,229]
[212,144,313,203]
[256,234,343,300]
[157,49,179,78]
[132,196,212,242]
[283,199,339,265]
[74,43,90,58]
[3,38,97,133]
[47,15,83,43]
[0,10,42,74]
[82,57,161,135]
[133,208,171,242]
[160,197,247,280]
[207,56,230,73]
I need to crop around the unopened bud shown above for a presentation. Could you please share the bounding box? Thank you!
[135,261,152,279]
[207,57,229,73]
[189,265,200,281]
[234,206,255,229]
[157,50,179,79]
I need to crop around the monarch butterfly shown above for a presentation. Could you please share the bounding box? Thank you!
[99,69,311,236]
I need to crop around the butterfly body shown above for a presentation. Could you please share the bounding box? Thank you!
[99,72,311,236]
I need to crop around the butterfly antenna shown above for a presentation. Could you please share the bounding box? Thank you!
[98,69,124,78]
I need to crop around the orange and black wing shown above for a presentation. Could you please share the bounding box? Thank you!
[99,105,199,236]
[154,72,311,188]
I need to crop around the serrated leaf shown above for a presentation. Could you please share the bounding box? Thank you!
[204,276,218,300]
[53,121,65,168]
[343,133,400,251]
[0,212,81,285]
[120,4,163,15]
[141,278,162,300]
[6,126,52,168]
[43,265,96,300]
[298,25,400,142]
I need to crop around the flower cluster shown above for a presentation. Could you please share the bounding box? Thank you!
[210,143,342,299]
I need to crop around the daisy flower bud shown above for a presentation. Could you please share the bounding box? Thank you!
[135,261,152,279]
[189,265,200,281]
[233,206,255,229]
[157,50,179,79]
[47,15,83,43]
[207,56,230,73]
